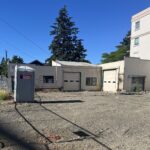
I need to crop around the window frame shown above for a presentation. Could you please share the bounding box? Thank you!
[134,37,140,46]
[86,77,97,86]
[135,21,140,31]
[43,76,54,84]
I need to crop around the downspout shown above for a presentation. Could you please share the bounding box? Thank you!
[55,60,58,87]
[101,69,104,91]
[56,62,57,82]
[117,66,120,92]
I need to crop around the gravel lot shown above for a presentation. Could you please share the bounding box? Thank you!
[1,91,150,150]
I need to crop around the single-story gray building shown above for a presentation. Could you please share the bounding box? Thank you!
[8,57,150,92]
[52,61,102,91]
[8,60,102,92]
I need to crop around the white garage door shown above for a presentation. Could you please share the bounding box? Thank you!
[103,70,117,92]
[63,72,80,91]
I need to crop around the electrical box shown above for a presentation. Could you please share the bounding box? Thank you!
[14,66,35,102]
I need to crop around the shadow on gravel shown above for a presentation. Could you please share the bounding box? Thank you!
[36,100,84,104]
[0,124,37,150]
[14,94,111,150]
[40,104,112,150]
[16,100,83,104]
[14,103,53,145]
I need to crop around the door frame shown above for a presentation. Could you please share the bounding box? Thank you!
[63,72,81,91]
[102,69,118,92]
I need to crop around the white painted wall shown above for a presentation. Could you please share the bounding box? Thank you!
[99,60,125,91]
[130,7,150,59]
[52,61,61,66]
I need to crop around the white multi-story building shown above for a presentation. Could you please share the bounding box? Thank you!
[99,7,150,92]
[130,7,150,59]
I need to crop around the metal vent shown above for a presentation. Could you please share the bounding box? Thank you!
[73,131,90,137]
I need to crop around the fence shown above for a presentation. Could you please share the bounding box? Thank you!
[0,76,8,90]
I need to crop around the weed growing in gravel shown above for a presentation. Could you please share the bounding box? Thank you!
[0,90,10,101]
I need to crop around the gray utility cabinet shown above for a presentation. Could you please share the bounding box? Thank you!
[14,66,35,102]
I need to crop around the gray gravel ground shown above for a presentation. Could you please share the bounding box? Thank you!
[1,91,150,150]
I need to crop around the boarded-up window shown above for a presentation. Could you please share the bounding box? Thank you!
[86,77,97,86]
[43,76,54,83]
[131,77,145,92]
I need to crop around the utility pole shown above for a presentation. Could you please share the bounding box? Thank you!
[5,49,8,77]
[5,49,8,61]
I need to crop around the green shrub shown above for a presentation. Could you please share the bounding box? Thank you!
[133,85,142,92]
[0,90,10,101]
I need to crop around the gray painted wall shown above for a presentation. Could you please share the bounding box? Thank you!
[8,63,101,91]
[8,63,63,91]
[124,57,150,91]
[0,76,8,90]
[62,66,102,91]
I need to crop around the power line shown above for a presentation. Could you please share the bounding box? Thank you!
[0,17,49,55]
[0,39,37,60]
[0,55,4,62]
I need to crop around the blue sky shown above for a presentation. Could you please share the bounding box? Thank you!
[0,0,149,64]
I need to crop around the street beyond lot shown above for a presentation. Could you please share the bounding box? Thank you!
[1,91,150,150]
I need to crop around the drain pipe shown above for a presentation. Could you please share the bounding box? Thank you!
[55,60,58,83]
[117,66,120,92]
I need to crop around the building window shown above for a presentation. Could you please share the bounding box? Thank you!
[134,37,139,46]
[43,76,54,83]
[131,77,145,92]
[135,21,140,31]
[86,77,97,86]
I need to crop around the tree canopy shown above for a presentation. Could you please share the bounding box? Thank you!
[11,55,24,64]
[0,57,8,77]
[47,6,89,65]
[101,31,131,63]
[0,55,24,77]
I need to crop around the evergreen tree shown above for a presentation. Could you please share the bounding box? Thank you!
[101,31,131,63]
[47,6,88,64]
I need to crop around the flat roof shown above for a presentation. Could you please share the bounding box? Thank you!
[132,7,150,22]
[16,66,34,72]
[56,60,98,67]
[98,60,124,66]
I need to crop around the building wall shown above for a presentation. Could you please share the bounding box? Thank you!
[130,7,150,59]
[8,63,101,91]
[52,61,61,66]
[33,66,63,89]
[124,57,150,91]
[62,66,102,91]
[8,63,63,91]
[99,60,125,91]
[0,76,8,90]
